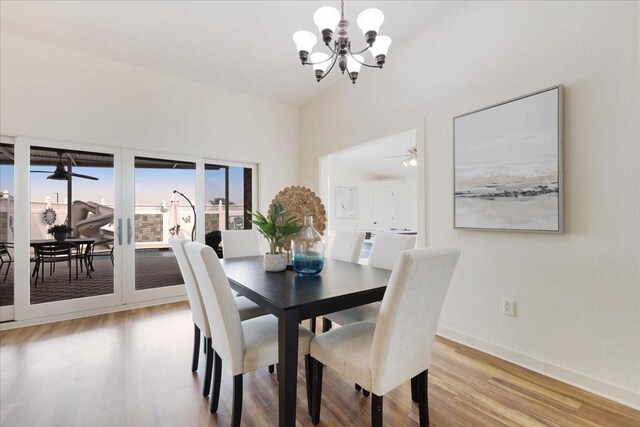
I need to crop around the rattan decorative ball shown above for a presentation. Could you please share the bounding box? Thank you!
[270,186,326,251]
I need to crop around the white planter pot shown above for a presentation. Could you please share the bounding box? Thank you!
[263,253,287,272]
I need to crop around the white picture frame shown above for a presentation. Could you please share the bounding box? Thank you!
[335,187,357,219]
[454,85,563,232]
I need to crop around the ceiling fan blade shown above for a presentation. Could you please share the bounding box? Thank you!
[69,172,99,180]
[383,155,410,159]
[31,170,54,173]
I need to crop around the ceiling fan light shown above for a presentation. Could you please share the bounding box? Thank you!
[409,157,417,167]
[402,159,410,168]
[313,6,341,34]
[47,163,68,180]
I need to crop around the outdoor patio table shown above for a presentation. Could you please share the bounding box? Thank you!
[220,256,391,427]
[30,238,96,277]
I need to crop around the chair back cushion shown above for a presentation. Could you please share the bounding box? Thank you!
[169,237,210,337]
[221,230,262,259]
[370,247,460,395]
[330,231,366,263]
[368,233,417,270]
[185,242,245,375]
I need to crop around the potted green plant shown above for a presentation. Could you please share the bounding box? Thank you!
[47,224,73,242]
[249,199,301,272]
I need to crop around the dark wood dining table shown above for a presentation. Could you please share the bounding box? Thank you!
[221,256,392,427]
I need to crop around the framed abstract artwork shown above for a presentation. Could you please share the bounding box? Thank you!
[335,187,357,219]
[454,86,563,232]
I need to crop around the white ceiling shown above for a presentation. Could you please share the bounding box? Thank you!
[0,1,460,106]
[334,129,417,179]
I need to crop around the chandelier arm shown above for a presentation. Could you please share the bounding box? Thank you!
[323,42,340,55]
[303,51,337,66]
[317,53,339,82]
[349,45,371,55]
[347,47,383,68]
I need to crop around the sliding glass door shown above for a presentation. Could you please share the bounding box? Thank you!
[121,152,201,303]
[11,138,123,320]
[0,141,15,321]
[204,162,255,256]
[4,139,258,322]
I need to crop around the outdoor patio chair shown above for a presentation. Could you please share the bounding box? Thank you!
[34,241,77,286]
[88,239,114,269]
[0,242,14,282]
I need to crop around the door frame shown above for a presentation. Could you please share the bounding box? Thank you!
[13,137,124,320]
[121,149,202,304]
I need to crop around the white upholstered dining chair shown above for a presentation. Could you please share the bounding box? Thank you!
[169,237,267,397]
[185,241,315,426]
[329,231,366,263]
[309,247,460,426]
[221,229,262,259]
[323,232,417,332]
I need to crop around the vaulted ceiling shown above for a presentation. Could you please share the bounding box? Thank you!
[0,1,461,106]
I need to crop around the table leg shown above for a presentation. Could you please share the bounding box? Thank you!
[278,309,299,427]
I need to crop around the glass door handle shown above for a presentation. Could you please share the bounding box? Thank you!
[116,218,123,245]
[127,218,133,245]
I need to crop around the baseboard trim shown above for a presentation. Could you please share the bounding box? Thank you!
[437,325,640,411]
[0,295,189,331]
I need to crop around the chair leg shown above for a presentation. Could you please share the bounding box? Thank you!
[191,324,200,373]
[231,374,243,427]
[203,338,213,397]
[371,394,383,427]
[68,260,72,284]
[304,355,313,416]
[355,383,362,392]
[311,358,323,425]
[418,370,429,426]
[268,364,275,374]
[209,352,222,413]
[363,389,370,397]
[411,376,419,403]
[3,263,9,282]
[322,317,332,333]
[310,317,316,333]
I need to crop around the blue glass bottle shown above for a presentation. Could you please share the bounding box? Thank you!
[291,216,325,275]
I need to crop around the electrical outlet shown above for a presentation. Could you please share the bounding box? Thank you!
[503,299,517,317]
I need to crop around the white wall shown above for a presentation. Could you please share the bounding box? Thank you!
[0,34,300,210]
[300,2,640,407]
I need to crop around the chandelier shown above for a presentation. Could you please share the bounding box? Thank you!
[292,0,391,84]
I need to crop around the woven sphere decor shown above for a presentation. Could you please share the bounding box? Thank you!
[270,186,326,252]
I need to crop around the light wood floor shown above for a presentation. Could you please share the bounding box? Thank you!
[1,302,638,426]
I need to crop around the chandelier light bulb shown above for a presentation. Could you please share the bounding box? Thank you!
[310,52,331,81]
[357,8,384,45]
[313,6,341,37]
[346,54,364,74]
[370,35,391,57]
[292,31,318,63]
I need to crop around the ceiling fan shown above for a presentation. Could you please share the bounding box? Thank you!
[384,146,418,167]
[31,151,99,181]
